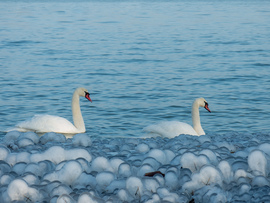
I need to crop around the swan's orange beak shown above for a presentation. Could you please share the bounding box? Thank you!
[204,103,211,112]
[85,93,92,102]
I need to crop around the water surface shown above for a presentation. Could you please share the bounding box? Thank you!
[1,0,270,138]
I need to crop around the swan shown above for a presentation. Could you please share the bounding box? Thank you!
[9,87,92,134]
[143,98,211,138]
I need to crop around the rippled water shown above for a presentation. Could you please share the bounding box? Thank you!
[0,0,270,138]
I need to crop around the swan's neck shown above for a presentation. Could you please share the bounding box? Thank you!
[72,91,85,132]
[192,101,205,135]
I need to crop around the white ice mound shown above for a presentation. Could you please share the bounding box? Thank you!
[2,179,41,202]
[92,157,113,172]
[126,176,144,199]
[30,146,91,164]
[147,149,167,165]
[39,132,66,144]
[180,152,210,172]
[182,165,223,193]
[248,150,268,176]
[44,160,83,185]
[72,133,92,147]
[96,171,115,190]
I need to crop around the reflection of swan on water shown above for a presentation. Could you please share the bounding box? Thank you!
[9,87,92,134]
[143,98,211,138]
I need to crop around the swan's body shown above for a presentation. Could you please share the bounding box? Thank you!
[143,98,211,138]
[9,87,92,134]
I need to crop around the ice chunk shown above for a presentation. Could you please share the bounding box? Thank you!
[22,173,39,185]
[106,179,126,193]
[65,148,92,162]
[12,162,27,175]
[215,142,236,152]
[164,149,176,163]
[147,149,167,165]
[74,172,96,189]
[25,163,45,177]
[78,192,105,203]
[2,175,12,187]
[239,183,251,195]
[117,189,133,202]
[137,164,154,177]
[17,138,34,148]
[44,160,83,185]
[234,169,248,180]
[57,194,76,203]
[165,171,179,190]
[91,156,112,172]
[109,158,124,173]
[142,157,161,170]
[136,143,150,153]
[198,135,211,144]
[199,149,218,165]
[248,150,268,176]
[232,160,248,172]
[3,131,21,145]
[18,132,39,144]
[96,171,115,190]
[182,165,223,193]
[39,132,66,144]
[194,185,227,203]
[118,163,131,177]
[31,146,65,164]
[50,184,73,197]
[0,160,11,178]
[0,146,10,161]
[180,152,210,172]
[3,179,41,202]
[157,187,180,202]
[218,160,233,184]
[72,133,92,147]
[38,160,55,176]
[259,143,270,156]
[251,175,270,187]
[143,177,160,193]
[126,176,144,199]
[144,193,160,203]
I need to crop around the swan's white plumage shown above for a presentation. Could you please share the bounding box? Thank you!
[13,115,80,133]
[143,98,211,138]
[9,87,91,134]
[143,121,198,138]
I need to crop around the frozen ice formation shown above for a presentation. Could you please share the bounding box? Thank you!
[1,130,270,202]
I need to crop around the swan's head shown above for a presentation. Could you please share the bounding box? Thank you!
[76,87,92,102]
[196,98,211,112]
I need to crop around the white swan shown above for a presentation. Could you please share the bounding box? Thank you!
[143,98,211,138]
[9,87,92,134]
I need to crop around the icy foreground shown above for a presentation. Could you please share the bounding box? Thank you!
[1,131,270,202]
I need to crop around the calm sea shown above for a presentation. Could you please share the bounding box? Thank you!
[1,0,270,139]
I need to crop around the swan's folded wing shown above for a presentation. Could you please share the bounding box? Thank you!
[15,114,78,133]
[143,121,198,138]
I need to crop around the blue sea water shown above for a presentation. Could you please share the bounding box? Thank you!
[0,0,270,139]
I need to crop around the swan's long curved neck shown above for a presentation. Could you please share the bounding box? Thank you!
[192,101,205,135]
[72,90,85,132]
